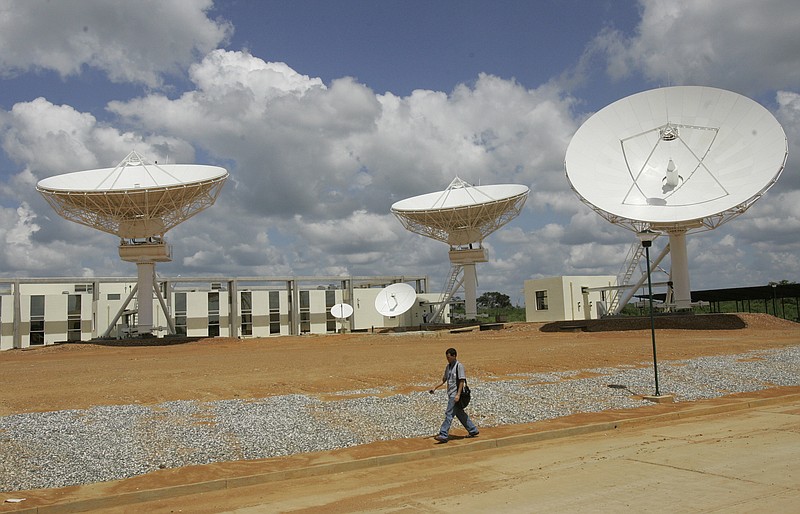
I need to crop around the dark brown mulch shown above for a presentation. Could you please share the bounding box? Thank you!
[540,313,749,332]
[67,336,205,347]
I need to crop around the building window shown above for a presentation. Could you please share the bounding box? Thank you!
[535,290,548,311]
[325,290,336,332]
[241,291,252,336]
[174,292,187,336]
[208,292,220,337]
[107,293,121,301]
[67,320,81,342]
[30,295,45,345]
[74,284,93,293]
[299,291,310,333]
[269,291,280,334]
[67,294,81,342]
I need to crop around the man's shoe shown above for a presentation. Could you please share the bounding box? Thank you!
[434,435,448,442]
[467,431,479,438]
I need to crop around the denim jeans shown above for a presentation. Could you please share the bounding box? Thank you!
[439,395,478,438]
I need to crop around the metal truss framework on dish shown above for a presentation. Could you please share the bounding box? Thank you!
[36,151,229,335]
[566,86,788,311]
[392,177,529,321]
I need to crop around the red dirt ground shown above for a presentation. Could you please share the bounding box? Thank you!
[1,313,798,511]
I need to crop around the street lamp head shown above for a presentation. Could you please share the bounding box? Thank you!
[636,229,659,248]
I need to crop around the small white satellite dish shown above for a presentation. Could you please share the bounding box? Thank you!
[330,303,354,319]
[374,283,417,317]
[330,302,354,333]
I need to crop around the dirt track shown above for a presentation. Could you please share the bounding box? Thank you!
[1,313,798,512]
[1,314,798,416]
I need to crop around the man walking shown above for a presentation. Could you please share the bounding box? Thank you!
[429,347,479,442]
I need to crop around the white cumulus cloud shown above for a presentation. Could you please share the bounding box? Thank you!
[588,0,800,96]
[0,0,232,87]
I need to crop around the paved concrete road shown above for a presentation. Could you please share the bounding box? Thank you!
[75,394,799,513]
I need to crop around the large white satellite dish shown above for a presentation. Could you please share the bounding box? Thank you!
[374,283,417,317]
[391,177,529,321]
[566,86,788,310]
[36,150,229,238]
[37,150,229,337]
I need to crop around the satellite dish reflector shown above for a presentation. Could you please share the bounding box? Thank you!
[374,283,417,317]
[330,303,354,319]
[565,86,787,229]
[36,150,229,238]
[390,177,529,245]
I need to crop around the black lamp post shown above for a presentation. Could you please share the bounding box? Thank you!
[637,229,661,397]
[771,283,777,317]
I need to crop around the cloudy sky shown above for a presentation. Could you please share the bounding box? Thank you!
[0,0,798,304]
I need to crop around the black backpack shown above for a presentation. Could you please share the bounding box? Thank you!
[456,364,471,408]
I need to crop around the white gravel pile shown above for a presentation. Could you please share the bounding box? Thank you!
[1,345,798,492]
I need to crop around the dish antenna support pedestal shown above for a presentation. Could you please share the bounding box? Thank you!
[448,247,488,320]
[659,227,690,309]
[118,241,173,334]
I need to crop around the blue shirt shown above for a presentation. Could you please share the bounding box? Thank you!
[443,361,466,398]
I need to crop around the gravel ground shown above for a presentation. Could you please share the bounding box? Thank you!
[1,345,798,492]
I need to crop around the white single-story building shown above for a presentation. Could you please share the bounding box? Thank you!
[0,275,448,351]
[524,275,618,323]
